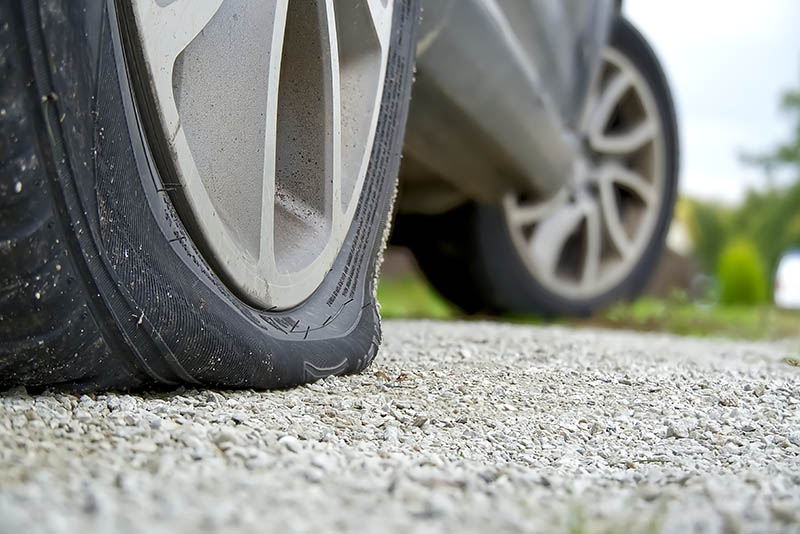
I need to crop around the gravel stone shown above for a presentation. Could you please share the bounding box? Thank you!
[278,435,302,453]
[1,320,799,533]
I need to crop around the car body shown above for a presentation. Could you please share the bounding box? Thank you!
[1,0,677,391]
[393,0,679,316]
[400,0,616,209]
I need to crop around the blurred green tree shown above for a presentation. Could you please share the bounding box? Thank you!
[687,78,800,279]
[739,82,800,273]
[683,198,731,273]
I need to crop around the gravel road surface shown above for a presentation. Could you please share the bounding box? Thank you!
[1,320,799,533]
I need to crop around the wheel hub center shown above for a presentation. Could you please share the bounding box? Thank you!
[568,151,597,195]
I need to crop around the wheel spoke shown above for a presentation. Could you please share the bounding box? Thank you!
[607,163,656,206]
[132,1,225,62]
[131,0,225,135]
[332,0,391,215]
[589,71,630,134]
[587,69,657,155]
[528,202,587,280]
[258,0,290,272]
[504,189,569,227]
[597,163,655,259]
[364,0,394,48]
[326,0,344,229]
[590,119,657,155]
[577,59,604,134]
[598,169,632,260]
[581,200,602,287]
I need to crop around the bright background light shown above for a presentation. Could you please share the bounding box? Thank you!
[625,1,800,204]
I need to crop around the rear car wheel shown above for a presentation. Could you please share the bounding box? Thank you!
[0,0,418,391]
[399,16,678,316]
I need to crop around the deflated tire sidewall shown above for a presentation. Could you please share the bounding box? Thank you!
[28,0,418,388]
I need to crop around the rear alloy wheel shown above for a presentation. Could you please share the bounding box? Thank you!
[0,0,418,391]
[502,41,665,303]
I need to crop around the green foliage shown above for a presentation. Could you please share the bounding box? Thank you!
[775,88,800,164]
[717,239,767,305]
[601,296,799,340]
[687,78,800,279]
[378,272,800,340]
[685,181,800,279]
[683,198,732,272]
[706,77,800,278]
[740,183,800,272]
[377,276,456,319]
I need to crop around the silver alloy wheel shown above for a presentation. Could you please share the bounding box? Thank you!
[128,0,394,309]
[503,46,666,300]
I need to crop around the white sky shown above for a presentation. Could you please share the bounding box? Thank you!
[624,1,800,205]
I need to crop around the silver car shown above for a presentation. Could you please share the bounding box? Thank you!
[0,0,676,391]
[393,0,679,316]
